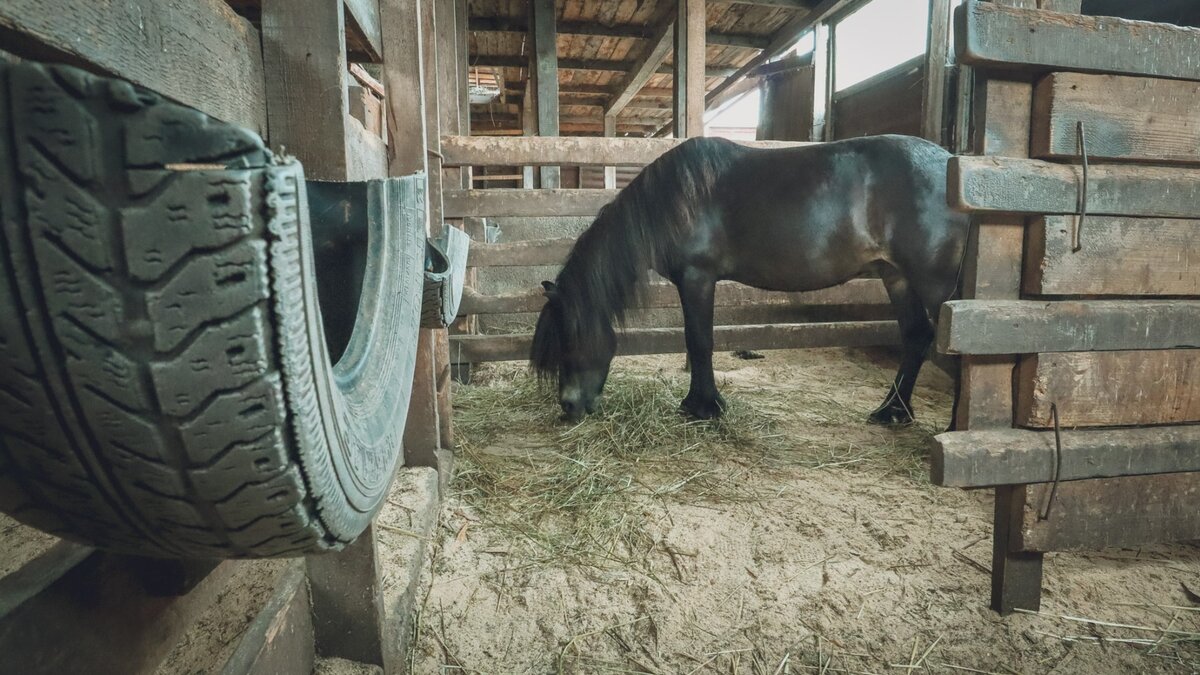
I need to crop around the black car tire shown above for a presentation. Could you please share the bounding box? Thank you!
[0,62,422,557]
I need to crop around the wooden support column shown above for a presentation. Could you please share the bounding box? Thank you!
[603,115,618,189]
[810,22,834,141]
[262,0,395,663]
[921,0,952,145]
[674,0,707,138]
[521,79,536,188]
[531,0,560,187]
[956,0,1042,615]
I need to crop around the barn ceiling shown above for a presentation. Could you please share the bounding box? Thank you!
[468,0,825,137]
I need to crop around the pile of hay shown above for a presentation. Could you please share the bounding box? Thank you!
[451,353,944,571]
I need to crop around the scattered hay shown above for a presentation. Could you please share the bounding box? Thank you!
[451,354,944,571]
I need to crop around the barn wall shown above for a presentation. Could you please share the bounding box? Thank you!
[832,57,925,141]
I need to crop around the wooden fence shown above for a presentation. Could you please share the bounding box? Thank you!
[932,0,1200,614]
[439,136,901,368]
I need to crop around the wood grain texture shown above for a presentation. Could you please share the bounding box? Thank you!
[957,0,1200,81]
[833,58,924,140]
[950,156,1200,219]
[219,564,313,675]
[938,299,1200,355]
[380,0,427,175]
[344,0,382,62]
[1032,72,1200,165]
[262,0,350,179]
[0,0,266,133]
[1024,216,1200,296]
[674,0,706,138]
[451,321,901,362]
[443,189,619,217]
[934,424,1200,487]
[608,19,675,117]
[1017,473,1200,552]
[921,0,952,144]
[1017,351,1200,428]
[440,135,812,166]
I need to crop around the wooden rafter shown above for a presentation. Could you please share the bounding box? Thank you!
[604,18,676,117]
[468,17,770,49]
[471,54,736,78]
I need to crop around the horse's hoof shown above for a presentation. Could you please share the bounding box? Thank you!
[867,406,914,426]
[680,394,726,420]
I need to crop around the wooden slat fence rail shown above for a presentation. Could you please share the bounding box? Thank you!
[934,0,1200,614]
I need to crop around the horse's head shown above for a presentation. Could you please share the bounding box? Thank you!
[530,280,615,422]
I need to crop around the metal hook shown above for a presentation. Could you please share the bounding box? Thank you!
[1039,402,1065,521]
[1073,121,1089,253]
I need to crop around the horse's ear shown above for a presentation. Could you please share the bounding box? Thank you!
[541,280,558,300]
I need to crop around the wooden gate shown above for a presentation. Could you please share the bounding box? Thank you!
[932,0,1200,613]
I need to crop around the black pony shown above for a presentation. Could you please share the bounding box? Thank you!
[531,135,967,424]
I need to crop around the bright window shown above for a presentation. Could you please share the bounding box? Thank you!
[834,0,931,92]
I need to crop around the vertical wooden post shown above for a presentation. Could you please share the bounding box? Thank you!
[263,0,393,664]
[521,79,536,188]
[261,0,351,179]
[603,114,617,189]
[952,0,1068,614]
[810,22,835,142]
[531,0,560,187]
[921,0,952,145]
[673,0,706,138]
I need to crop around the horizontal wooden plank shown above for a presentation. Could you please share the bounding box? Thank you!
[1017,472,1200,552]
[443,189,619,218]
[937,299,1200,355]
[1032,73,1200,165]
[933,424,1200,488]
[1017,350,1200,428]
[468,238,575,267]
[1024,216,1200,296]
[439,136,812,167]
[219,564,313,675]
[451,320,901,362]
[459,279,891,316]
[949,156,1200,218]
[0,0,267,133]
[957,0,1200,82]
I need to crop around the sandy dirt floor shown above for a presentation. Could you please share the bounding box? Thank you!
[408,348,1200,674]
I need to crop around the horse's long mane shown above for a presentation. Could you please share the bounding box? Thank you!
[530,137,746,381]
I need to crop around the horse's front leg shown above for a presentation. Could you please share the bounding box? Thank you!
[677,269,725,419]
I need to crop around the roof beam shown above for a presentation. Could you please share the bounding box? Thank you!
[604,18,676,116]
[472,54,735,77]
[468,17,769,49]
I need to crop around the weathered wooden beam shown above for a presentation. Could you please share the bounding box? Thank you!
[467,237,575,267]
[1017,473,1200,552]
[472,54,737,77]
[380,0,427,175]
[607,19,676,118]
[219,564,313,675]
[468,18,769,49]
[938,299,1200,356]
[0,554,238,672]
[0,0,266,133]
[675,0,707,138]
[921,0,952,145]
[531,0,559,188]
[451,320,901,362]
[1017,350,1200,428]
[956,0,1200,81]
[934,425,1200,488]
[1024,216,1200,296]
[262,0,355,180]
[459,279,891,315]
[444,189,619,218]
[344,0,382,62]
[1032,72,1200,165]
[440,135,811,166]
[949,156,1200,219]
[703,0,860,111]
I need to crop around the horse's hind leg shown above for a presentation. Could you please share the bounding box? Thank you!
[677,269,725,419]
[869,268,935,425]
